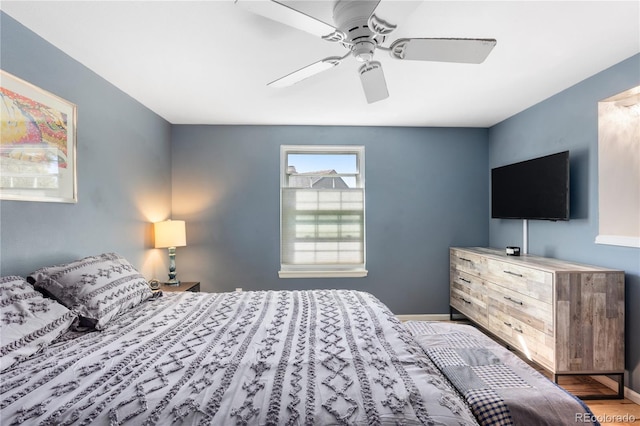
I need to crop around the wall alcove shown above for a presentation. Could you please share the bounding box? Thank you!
[597,86,640,248]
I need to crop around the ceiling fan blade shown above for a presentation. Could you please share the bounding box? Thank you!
[358,61,389,104]
[368,0,423,35]
[268,57,344,88]
[390,38,497,63]
[235,0,345,41]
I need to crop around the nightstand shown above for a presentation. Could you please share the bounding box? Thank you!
[161,281,200,293]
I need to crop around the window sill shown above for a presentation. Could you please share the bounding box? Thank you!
[278,269,368,278]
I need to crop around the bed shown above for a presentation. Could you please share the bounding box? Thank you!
[1,253,598,425]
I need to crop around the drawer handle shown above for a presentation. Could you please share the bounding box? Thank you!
[458,296,472,304]
[503,296,524,305]
[503,270,523,278]
[503,321,512,327]
[460,257,473,263]
[460,277,471,284]
[514,327,524,333]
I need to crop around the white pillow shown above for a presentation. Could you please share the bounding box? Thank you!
[29,253,153,330]
[0,276,77,371]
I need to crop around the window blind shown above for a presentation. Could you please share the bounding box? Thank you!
[281,188,364,268]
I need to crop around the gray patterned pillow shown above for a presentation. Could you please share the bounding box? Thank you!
[0,276,77,371]
[28,253,153,330]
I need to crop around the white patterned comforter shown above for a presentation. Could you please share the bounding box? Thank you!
[1,290,478,425]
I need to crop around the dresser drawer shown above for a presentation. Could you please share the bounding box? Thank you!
[489,310,554,370]
[450,248,487,277]
[450,270,488,326]
[487,282,553,335]
[485,258,553,303]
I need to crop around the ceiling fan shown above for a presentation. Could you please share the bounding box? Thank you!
[236,0,497,104]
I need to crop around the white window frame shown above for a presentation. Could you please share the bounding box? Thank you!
[279,145,367,278]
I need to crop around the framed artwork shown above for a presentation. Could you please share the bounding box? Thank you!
[0,70,77,203]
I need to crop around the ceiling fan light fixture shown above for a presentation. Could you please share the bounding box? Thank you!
[359,61,389,104]
[353,40,376,62]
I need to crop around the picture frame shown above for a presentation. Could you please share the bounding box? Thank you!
[1,70,77,203]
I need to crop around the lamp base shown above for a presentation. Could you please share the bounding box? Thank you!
[165,247,180,286]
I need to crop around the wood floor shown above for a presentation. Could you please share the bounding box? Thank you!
[585,397,640,426]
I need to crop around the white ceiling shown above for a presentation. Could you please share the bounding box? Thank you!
[1,1,639,127]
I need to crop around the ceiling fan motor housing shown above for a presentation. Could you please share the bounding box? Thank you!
[333,0,384,62]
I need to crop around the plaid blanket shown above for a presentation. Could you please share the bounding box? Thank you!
[404,321,599,426]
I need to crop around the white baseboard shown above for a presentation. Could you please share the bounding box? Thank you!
[396,313,466,322]
[591,375,640,404]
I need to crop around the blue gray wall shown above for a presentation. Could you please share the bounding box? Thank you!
[170,125,489,314]
[489,54,640,392]
[0,13,173,278]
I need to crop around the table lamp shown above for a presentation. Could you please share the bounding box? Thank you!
[154,219,186,286]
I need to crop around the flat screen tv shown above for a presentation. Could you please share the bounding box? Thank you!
[491,151,570,221]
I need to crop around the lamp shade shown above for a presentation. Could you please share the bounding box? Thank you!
[154,220,186,248]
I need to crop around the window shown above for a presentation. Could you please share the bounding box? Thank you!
[279,145,366,278]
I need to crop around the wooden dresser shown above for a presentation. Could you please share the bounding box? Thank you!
[450,247,625,396]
